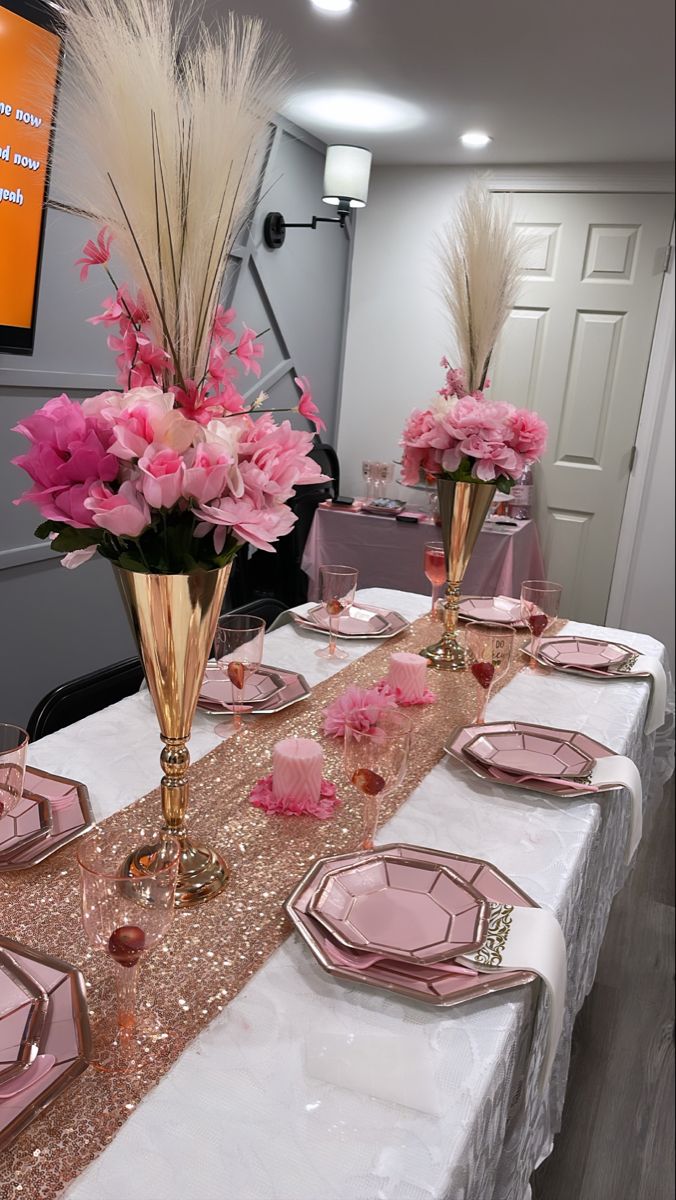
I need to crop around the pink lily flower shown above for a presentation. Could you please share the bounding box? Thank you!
[294,376,326,432]
[235,326,264,377]
[75,227,113,281]
[212,306,237,345]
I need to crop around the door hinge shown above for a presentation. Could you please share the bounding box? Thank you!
[629,445,638,474]
[663,244,674,274]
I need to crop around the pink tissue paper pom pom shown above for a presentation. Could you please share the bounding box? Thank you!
[323,684,398,739]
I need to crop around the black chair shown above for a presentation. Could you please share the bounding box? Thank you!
[27,657,145,742]
[310,439,340,499]
[223,597,289,628]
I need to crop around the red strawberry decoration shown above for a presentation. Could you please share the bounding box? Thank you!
[351,768,386,796]
[227,660,246,690]
[470,661,495,690]
[326,598,343,617]
[108,925,146,968]
[528,612,549,638]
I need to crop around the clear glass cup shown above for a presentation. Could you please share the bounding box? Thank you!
[362,460,374,500]
[520,580,563,665]
[316,565,358,660]
[423,541,446,617]
[0,724,29,820]
[344,711,412,850]
[77,826,180,1074]
[214,613,266,737]
[463,623,515,723]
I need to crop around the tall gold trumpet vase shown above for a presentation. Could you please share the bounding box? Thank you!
[421,478,496,669]
[114,564,231,908]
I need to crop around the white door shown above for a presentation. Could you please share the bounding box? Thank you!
[488,192,674,624]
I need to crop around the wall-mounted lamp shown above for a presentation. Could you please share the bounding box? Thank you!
[263,144,372,250]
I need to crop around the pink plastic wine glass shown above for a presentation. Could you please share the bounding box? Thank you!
[423,542,446,617]
[77,826,180,1074]
[344,711,412,850]
[520,580,563,665]
[0,724,29,820]
[214,613,266,737]
[463,623,514,723]
[317,565,358,660]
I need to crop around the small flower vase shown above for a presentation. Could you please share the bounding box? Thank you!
[421,477,496,669]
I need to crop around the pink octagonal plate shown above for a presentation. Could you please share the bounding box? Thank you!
[285,844,536,1008]
[309,855,488,964]
[0,951,49,1086]
[0,791,51,865]
[464,729,594,779]
[199,664,285,709]
[459,596,525,626]
[539,638,632,671]
[0,768,94,870]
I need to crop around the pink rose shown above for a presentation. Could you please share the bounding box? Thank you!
[106,388,194,461]
[183,442,233,505]
[508,408,548,460]
[196,495,298,553]
[85,481,151,537]
[137,445,186,509]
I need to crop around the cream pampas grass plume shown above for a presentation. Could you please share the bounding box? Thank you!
[437,181,529,393]
[53,0,289,385]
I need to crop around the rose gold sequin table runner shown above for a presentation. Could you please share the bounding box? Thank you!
[1,613,555,1199]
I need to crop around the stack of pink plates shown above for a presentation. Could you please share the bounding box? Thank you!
[293,604,409,640]
[0,768,94,872]
[529,636,639,677]
[445,720,615,798]
[458,596,525,626]
[286,843,537,1006]
[0,937,90,1151]
[198,664,311,715]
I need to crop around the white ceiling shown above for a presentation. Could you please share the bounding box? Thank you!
[209,0,675,165]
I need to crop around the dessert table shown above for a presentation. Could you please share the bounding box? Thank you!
[301,504,545,602]
[20,589,673,1200]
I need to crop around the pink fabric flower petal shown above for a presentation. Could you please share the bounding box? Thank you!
[249,774,340,819]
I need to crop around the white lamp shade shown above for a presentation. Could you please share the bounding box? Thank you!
[322,145,372,208]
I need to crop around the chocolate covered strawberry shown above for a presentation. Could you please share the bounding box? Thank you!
[470,661,495,690]
[351,768,386,796]
[108,925,146,967]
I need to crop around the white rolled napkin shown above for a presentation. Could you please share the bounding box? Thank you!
[590,755,642,864]
[630,655,667,735]
[458,904,567,1095]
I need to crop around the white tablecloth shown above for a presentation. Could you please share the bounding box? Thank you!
[26,589,672,1200]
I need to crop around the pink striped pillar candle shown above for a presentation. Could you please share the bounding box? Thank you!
[387,652,430,703]
[272,737,324,806]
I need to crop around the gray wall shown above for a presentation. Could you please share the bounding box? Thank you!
[0,117,352,726]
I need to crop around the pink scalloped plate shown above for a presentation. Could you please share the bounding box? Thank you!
[286,843,536,1007]
[445,720,614,799]
[0,769,94,871]
[0,937,90,1152]
[309,855,488,964]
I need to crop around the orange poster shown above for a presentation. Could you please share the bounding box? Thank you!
[0,3,61,340]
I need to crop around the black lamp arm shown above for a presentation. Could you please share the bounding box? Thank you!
[263,209,349,249]
[283,214,347,230]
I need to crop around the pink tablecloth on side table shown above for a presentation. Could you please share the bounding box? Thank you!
[301,504,545,601]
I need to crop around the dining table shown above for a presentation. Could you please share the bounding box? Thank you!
[301,502,546,602]
[11,588,673,1200]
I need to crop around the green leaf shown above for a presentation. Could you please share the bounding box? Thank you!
[50,527,103,554]
[34,520,62,540]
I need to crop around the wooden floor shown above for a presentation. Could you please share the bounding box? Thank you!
[532,777,675,1200]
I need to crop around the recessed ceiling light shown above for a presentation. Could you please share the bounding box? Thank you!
[285,89,424,133]
[310,0,354,14]
[460,131,493,148]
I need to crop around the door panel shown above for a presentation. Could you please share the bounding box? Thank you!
[489,192,674,623]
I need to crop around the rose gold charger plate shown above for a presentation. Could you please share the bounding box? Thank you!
[0,936,91,1153]
[458,596,526,627]
[293,604,410,640]
[445,720,615,798]
[286,843,537,1007]
[197,663,311,715]
[524,636,644,679]
[0,768,94,871]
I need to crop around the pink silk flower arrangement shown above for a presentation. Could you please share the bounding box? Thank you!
[12,231,327,573]
[400,360,548,494]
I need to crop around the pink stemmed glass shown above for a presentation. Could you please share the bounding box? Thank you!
[423,541,446,617]
[77,826,180,1075]
[0,724,29,820]
[214,613,266,737]
[343,711,412,851]
[316,565,358,661]
[520,580,563,666]
[463,623,514,723]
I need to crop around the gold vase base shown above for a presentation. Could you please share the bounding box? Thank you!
[420,634,468,671]
[125,835,229,909]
